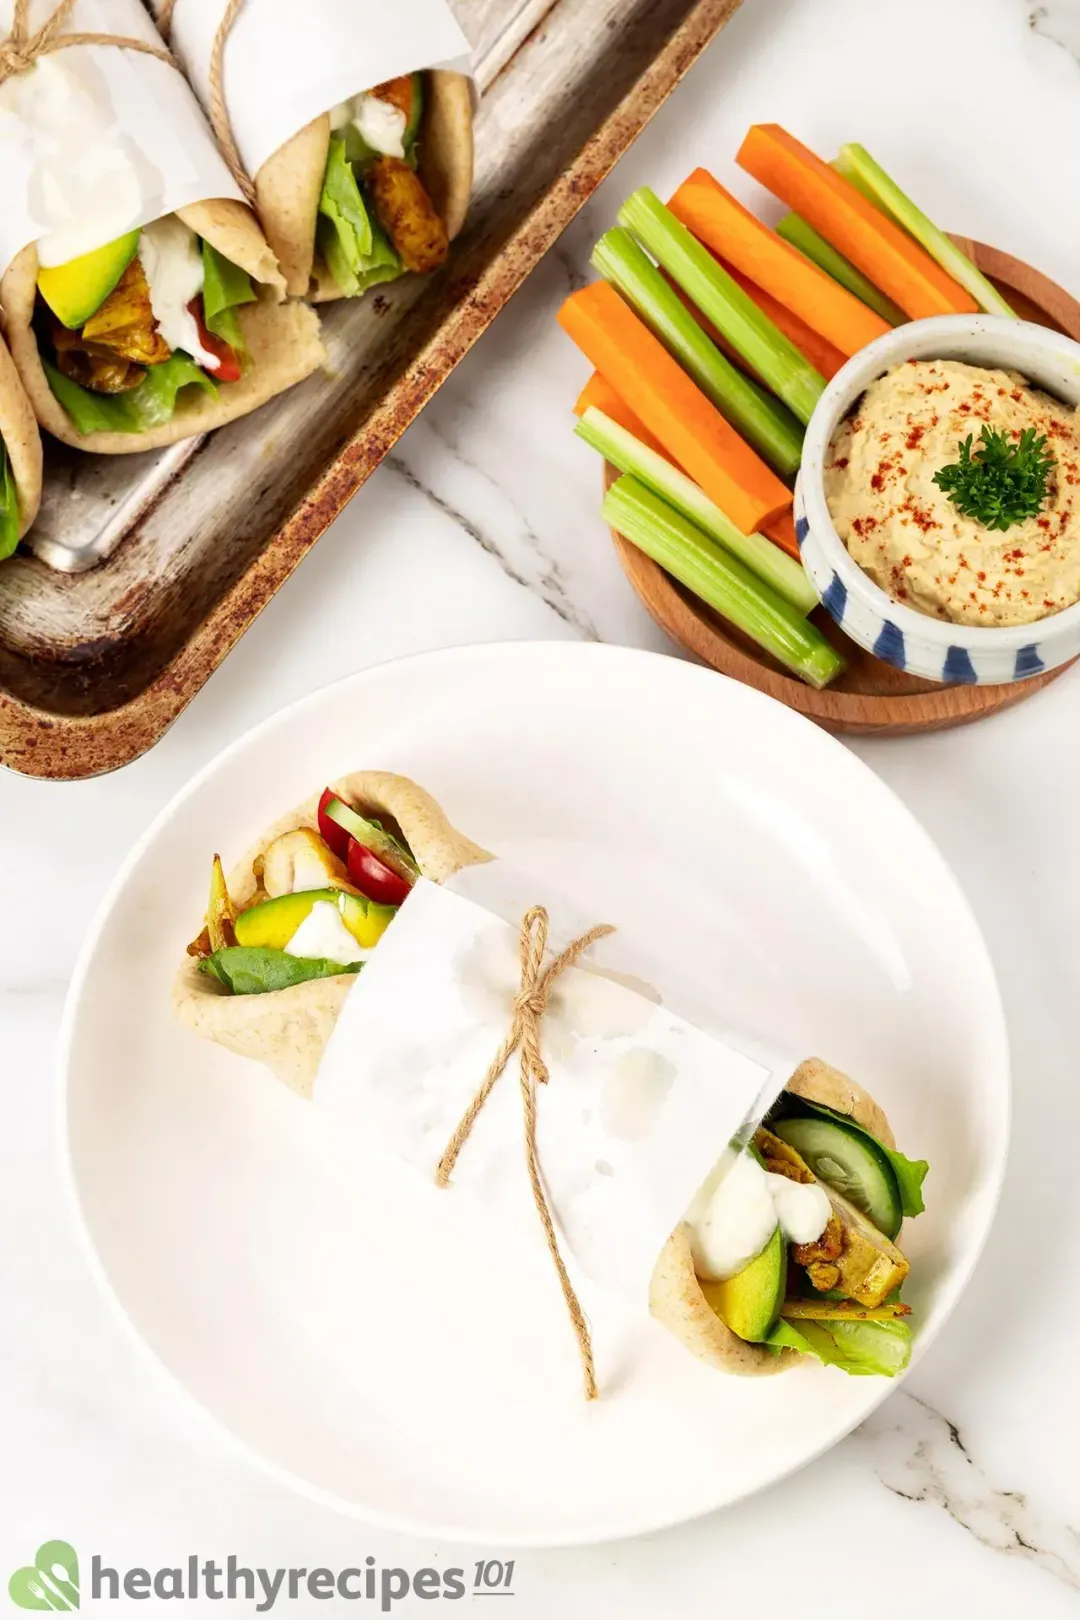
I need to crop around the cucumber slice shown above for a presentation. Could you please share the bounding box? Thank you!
[773,1116,903,1239]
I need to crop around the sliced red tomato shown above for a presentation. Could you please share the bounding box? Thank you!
[188,297,241,383]
[347,840,412,907]
[317,787,352,860]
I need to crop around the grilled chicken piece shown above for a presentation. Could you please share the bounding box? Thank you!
[366,155,448,275]
[756,1126,909,1309]
[52,323,146,393]
[258,828,359,898]
[369,74,416,123]
[80,259,171,365]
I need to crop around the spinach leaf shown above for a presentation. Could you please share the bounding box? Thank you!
[199,947,362,996]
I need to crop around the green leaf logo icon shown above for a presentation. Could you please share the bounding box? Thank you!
[9,1543,79,1610]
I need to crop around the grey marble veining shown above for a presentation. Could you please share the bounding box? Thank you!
[858,1393,1080,1592]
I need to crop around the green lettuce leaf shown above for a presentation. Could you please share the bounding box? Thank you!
[766,1315,912,1376]
[0,441,19,561]
[778,1096,929,1218]
[201,240,255,354]
[133,353,217,427]
[44,354,217,436]
[199,947,362,996]
[317,134,402,297]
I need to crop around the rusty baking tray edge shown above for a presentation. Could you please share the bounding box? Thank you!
[1,0,742,780]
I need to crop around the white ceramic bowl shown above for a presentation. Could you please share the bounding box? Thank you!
[795,314,1080,685]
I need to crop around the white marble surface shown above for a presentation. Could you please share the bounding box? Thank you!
[4,0,1080,1611]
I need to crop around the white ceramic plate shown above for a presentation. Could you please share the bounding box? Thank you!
[59,643,1009,1546]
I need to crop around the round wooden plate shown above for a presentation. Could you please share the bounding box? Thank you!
[609,240,1080,735]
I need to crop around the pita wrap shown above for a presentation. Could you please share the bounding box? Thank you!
[173,771,490,1099]
[255,71,473,300]
[2,200,325,454]
[649,1059,897,1376]
[0,330,43,541]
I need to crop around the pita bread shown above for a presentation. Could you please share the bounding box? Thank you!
[255,70,473,301]
[0,329,42,539]
[649,1059,897,1376]
[1,202,325,454]
[173,771,490,1099]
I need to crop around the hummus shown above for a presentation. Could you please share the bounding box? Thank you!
[825,359,1080,627]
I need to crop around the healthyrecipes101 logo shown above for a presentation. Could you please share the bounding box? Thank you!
[9,1543,516,1610]
[10,1542,80,1610]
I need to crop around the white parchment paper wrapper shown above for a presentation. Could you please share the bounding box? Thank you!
[160,0,473,181]
[315,866,787,1303]
[0,0,243,272]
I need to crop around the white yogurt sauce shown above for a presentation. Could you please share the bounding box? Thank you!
[687,1147,831,1282]
[284,901,367,966]
[329,93,407,159]
[138,218,219,372]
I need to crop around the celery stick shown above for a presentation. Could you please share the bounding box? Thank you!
[776,212,907,327]
[603,475,844,689]
[834,144,1017,318]
[618,188,826,427]
[578,407,817,614]
[591,227,803,480]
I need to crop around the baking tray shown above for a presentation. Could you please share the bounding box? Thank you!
[0,0,743,779]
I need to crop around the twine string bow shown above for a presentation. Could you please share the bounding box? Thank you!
[0,0,177,90]
[436,906,615,1402]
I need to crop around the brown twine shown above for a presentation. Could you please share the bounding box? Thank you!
[435,906,615,1402]
[157,0,256,207]
[0,0,178,87]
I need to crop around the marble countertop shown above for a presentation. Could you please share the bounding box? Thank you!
[4,0,1080,1612]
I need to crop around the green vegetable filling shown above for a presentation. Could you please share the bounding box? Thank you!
[317,134,401,298]
[199,947,362,996]
[201,240,255,357]
[44,354,217,436]
[0,442,19,561]
[766,1315,912,1376]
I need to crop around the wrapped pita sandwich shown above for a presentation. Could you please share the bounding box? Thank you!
[256,70,473,300]
[0,333,43,558]
[174,772,489,1097]
[3,200,324,454]
[651,1059,928,1379]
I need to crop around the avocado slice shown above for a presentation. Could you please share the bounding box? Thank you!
[234,888,340,950]
[37,230,141,329]
[338,890,397,948]
[234,887,397,951]
[700,1225,785,1342]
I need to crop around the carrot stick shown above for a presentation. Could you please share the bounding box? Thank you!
[761,510,801,561]
[558,281,791,535]
[737,125,977,320]
[669,170,888,356]
[714,261,848,380]
[573,373,671,460]
[662,265,845,385]
[575,379,803,563]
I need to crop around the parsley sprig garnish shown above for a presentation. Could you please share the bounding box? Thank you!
[932,424,1055,532]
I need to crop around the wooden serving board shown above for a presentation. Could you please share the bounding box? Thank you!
[610,240,1080,736]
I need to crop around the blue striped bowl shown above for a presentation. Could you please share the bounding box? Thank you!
[797,315,1080,686]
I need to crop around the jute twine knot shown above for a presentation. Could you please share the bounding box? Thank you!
[0,0,178,91]
[436,906,615,1402]
[157,0,256,207]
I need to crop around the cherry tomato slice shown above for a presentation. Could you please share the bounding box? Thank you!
[187,297,241,383]
[347,839,412,906]
[317,787,352,860]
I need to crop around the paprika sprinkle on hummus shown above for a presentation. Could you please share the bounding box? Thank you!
[824,359,1080,627]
